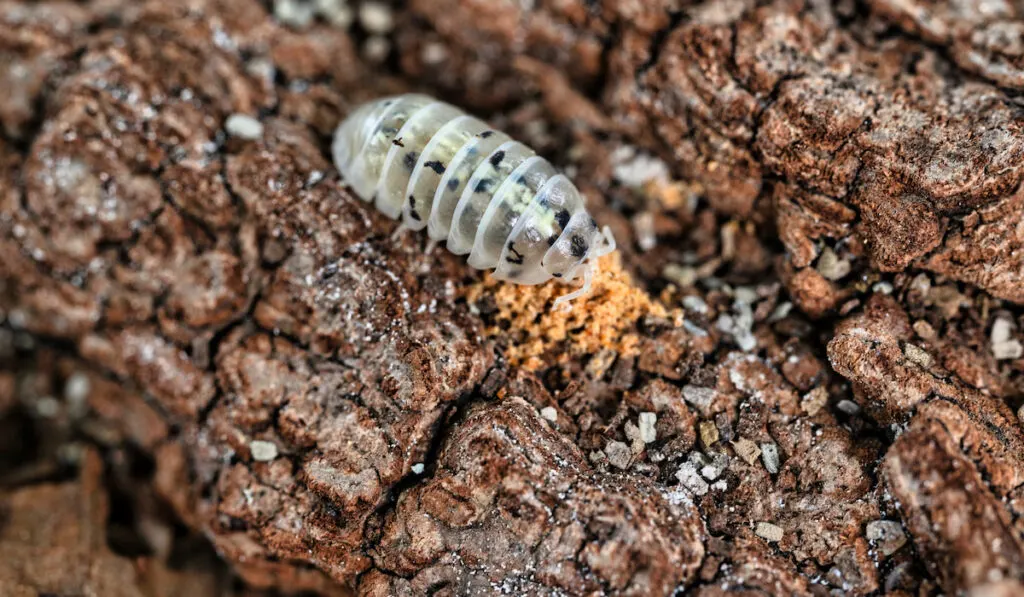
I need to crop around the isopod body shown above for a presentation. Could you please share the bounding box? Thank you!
[332,94,616,304]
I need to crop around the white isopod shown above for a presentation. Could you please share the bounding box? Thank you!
[332,93,616,305]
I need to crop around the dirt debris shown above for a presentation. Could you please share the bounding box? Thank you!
[364,399,705,596]
[467,253,677,370]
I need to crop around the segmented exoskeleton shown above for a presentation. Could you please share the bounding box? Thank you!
[332,94,616,305]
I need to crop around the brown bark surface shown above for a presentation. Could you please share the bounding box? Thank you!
[1,0,1023,595]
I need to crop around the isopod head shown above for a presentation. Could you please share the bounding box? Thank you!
[544,217,617,306]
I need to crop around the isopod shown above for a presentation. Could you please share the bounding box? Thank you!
[332,93,616,305]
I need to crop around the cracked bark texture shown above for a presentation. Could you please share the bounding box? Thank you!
[1,0,1023,596]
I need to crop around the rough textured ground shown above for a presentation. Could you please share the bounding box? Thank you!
[1,0,1023,595]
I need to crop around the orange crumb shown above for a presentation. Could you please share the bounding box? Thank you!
[466,253,679,370]
[644,179,702,211]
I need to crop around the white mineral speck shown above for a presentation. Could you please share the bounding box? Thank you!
[769,301,793,322]
[682,295,708,314]
[816,247,851,281]
[836,399,861,415]
[910,273,931,295]
[992,316,1013,343]
[247,58,276,86]
[8,309,27,329]
[411,463,425,475]
[421,42,448,64]
[604,441,632,469]
[683,384,716,412]
[64,372,91,403]
[802,387,828,416]
[274,0,315,27]
[755,521,784,542]
[225,114,264,140]
[733,286,758,305]
[363,35,390,62]
[991,316,1023,360]
[250,440,279,462]
[872,281,894,295]
[663,263,697,287]
[610,145,669,187]
[359,1,394,34]
[624,421,642,446]
[700,453,728,480]
[903,343,933,368]
[675,461,709,496]
[315,0,353,27]
[540,406,558,422]
[717,302,757,352]
[64,372,91,417]
[760,442,780,474]
[632,211,657,251]
[688,451,710,467]
[638,412,657,444]
[35,396,60,418]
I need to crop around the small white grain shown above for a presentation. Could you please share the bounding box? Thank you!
[225,113,264,140]
[755,521,784,542]
[250,440,279,462]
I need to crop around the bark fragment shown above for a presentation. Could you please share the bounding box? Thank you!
[364,399,705,596]
[829,295,1024,594]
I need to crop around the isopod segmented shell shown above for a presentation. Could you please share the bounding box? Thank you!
[332,94,616,304]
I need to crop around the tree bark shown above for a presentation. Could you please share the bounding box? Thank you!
[1,0,1023,595]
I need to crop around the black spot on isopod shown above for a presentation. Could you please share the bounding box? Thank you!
[392,137,405,147]
[425,160,446,174]
[474,178,494,194]
[489,150,505,167]
[516,175,529,186]
[555,210,571,230]
[479,130,494,138]
[590,217,598,228]
[506,241,524,265]
[447,177,460,191]
[408,195,421,221]
[552,272,563,278]
[403,151,419,170]
[570,234,588,258]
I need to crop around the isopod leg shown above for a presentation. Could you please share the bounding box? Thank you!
[552,261,594,309]
[595,226,616,257]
